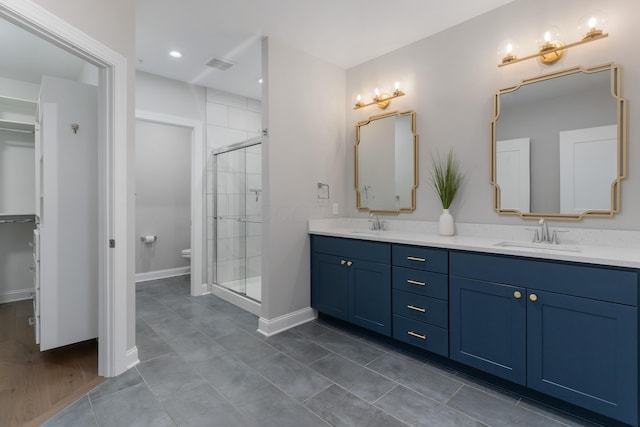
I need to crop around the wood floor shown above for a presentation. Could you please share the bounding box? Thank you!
[0,300,103,427]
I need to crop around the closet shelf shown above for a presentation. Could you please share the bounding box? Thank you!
[0,119,35,133]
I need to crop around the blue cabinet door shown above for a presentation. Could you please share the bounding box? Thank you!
[450,277,526,385]
[349,259,391,336]
[311,253,349,321]
[527,290,638,426]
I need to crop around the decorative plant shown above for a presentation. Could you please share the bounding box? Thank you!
[429,148,466,209]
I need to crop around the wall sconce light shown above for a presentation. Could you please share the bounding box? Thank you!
[354,82,405,110]
[498,11,608,68]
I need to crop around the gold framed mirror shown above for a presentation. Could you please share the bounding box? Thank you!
[490,63,626,220]
[355,110,418,214]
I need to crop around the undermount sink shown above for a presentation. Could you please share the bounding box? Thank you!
[494,240,583,253]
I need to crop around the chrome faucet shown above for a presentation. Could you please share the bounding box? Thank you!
[538,219,550,243]
[369,213,384,230]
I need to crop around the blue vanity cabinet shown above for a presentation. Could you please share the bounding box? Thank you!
[391,245,450,356]
[527,289,638,426]
[311,235,392,336]
[449,276,527,384]
[312,253,349,321]
[450,251,639,426]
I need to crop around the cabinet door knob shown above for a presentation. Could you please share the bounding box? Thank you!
[340,260,346,265]
[346,261,353,267]
[514,291,522,299]
[529,293,538,302]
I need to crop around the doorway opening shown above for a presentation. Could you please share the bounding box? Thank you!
[0,1,129,378]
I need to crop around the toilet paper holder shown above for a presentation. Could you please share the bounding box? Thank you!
[140,235,158,243]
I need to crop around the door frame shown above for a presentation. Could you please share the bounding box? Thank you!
[0,0,129,376]
[135,110,205,296]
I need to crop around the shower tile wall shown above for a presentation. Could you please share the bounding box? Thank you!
[205,88,261,285]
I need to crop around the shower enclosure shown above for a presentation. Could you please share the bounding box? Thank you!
[209,138,262,302]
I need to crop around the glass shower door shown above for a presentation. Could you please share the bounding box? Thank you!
[212,139,261,302]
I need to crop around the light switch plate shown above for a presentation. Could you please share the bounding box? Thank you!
[332,203,339,215]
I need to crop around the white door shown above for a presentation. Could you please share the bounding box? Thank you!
[39,76,98,351]
[559,125,617,214]
[496,138,530,213]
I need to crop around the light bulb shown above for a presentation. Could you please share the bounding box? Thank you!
[536,26,565,64]
[497,39,519,64]
[393,81,405,96]
[354,93,365,108]
[536,26,562,49]
[578,11,608,40]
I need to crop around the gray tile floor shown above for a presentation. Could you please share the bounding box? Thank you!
[43,275,601,427]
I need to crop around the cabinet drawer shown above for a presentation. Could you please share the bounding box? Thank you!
[393,267,448,300]
[392,290,447,328]
[450,251,638,306]
[312,235,390,264]
[392,245,447,273]
[393,315,448,357]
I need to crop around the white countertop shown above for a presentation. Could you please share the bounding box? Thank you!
[308,218,640,269]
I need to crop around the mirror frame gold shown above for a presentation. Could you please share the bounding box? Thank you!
[355,110,419,215]
[490,63,627,221]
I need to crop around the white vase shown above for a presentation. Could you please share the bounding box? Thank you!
[438,209,455,236]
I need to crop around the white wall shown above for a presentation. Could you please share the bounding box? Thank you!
[261,37,345,321]
[135,120,191,275]
[136,71,206,122]
[346,0,640,230]
[0,76,39,101]
[135,71,207,285]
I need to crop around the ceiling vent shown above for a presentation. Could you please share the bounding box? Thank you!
[206,57,234,71]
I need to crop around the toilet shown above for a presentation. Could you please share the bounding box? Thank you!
[181,248,191,262]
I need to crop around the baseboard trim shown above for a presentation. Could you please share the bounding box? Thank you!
[257,307,317,337]
[0,288,34,304]
[211,284,261,316]
[201,283,211,295]
[135,266,190,283]
[125,346,139,370]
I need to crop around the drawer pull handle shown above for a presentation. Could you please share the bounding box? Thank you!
[407,305,426,313]
[407,256,426,262]
[407,279,426,286]
[347,261,353,267]
[407,331,426,340]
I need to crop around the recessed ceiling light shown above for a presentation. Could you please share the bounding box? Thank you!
[169,50,182,58]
